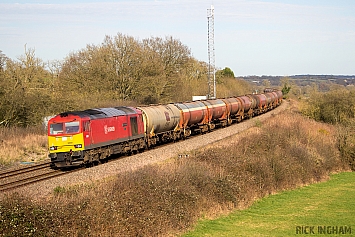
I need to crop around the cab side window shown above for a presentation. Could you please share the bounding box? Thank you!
[83,121,90,132]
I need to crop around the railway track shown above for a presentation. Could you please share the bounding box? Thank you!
[0,161,52,179]
[0,162,73,192]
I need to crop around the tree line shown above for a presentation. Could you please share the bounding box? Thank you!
[0,33,250,127]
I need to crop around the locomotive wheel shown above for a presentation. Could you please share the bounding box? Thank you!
[85,162,93,168]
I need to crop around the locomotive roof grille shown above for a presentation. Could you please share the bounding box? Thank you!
[98,108,127,117]
[114,106,137,114]
[58,107,137,119]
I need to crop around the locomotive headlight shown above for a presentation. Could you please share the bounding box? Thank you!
[50,146,58,150]
[74,144,82,148]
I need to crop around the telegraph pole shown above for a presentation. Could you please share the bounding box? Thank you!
[207,5,216,99]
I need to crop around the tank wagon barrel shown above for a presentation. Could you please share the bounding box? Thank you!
[175,101,208,127]
[137,104,181,146]
[202,99,227,121]
[137,104,181,135]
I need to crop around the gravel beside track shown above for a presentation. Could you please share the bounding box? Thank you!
[3,101,288,200]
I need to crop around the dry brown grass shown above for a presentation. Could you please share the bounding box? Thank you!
[0,126,47,166]
[0,108,349,236]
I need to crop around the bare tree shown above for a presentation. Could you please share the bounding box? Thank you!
[0,47,52,126]
[0,50,7,71]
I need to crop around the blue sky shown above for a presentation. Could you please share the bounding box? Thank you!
[1,0,354,76]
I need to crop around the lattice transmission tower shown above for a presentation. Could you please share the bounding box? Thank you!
[207,5,216,99]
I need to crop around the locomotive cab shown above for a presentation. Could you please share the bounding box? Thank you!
[48,114,86,168]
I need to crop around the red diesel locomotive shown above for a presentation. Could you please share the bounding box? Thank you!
[48,107,145,167]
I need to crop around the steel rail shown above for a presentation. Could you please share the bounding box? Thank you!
[0,169,66,192]
[0,161,52,180]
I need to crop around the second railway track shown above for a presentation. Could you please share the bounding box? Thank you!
[0,161,52,179]
[0,161,79,192]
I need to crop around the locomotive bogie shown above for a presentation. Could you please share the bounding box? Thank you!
[50,151,84,168]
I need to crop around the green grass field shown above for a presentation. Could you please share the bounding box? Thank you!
[183,172,355,237]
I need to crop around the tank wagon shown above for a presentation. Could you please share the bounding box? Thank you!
[137,104,181,147]
[221,97,244,123]
[48,89,283,168]
[174,101,209,136]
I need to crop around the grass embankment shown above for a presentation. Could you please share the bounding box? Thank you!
[0,106,350,236]
[183,172,355,237]
[0,126,47,166]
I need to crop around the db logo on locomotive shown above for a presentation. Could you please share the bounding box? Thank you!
[104,125,115,134]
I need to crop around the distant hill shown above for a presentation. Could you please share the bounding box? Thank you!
[237,75,355,87]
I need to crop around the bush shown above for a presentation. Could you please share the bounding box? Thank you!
[302,88,355,171]
[302,89,355,125]
[337,123,355,171]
